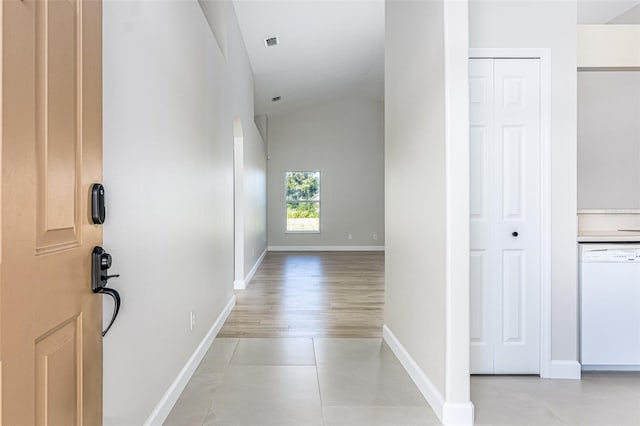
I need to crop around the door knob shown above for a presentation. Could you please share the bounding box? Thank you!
[512,231,519,237]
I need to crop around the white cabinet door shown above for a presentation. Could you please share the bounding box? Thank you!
[470,58,541,374]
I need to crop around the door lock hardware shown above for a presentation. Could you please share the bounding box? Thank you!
[92,246,121,336]
[91,183,106,224]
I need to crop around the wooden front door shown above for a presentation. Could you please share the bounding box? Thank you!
[1,0,103,424]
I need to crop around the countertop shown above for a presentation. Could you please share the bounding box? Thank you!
[577,230,640,243]
[577,211,640,242]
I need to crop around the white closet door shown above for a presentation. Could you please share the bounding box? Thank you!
[470,58,496,374]
[470,58,541,374]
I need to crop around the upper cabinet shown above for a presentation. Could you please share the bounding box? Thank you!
[578,25,640,69]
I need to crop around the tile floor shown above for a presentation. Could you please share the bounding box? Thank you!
[472,372,640,426]
[165,254,640,425]
[164,337,640,426]
[164,337,439,426]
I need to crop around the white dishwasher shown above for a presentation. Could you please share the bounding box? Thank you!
[581,244,640,370]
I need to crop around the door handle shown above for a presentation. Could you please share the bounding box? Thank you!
[92,246,121,336]
[512,231,519,237]
[95,286,121,337]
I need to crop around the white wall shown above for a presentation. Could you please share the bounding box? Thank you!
[243,124,268,274]
[578,71,640,209]
[255,114,268,145]
[386,0,446,397]
[384,1,472,424]
[103,1,266,424]
[469,0,579,376]
[267,98,384,249]
[199,0,229,59]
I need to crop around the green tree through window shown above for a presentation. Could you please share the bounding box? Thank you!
[286,171,320,232]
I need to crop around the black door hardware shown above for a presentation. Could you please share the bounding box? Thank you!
[91,183,106,224]
[92,246,121,336]
[512,231,519,237]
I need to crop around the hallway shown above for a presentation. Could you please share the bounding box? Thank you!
[166,252,437,425]
[165,252,640,426]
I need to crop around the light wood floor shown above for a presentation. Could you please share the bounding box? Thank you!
[218,251,385,338]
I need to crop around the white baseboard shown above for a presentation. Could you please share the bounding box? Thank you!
[383,325,446,421]
[268,245,385,252]
[234,248,267,290]
[548,360,582,379]
[383,325,473,426]
[143,296,236,426]
[443,402,475,426]
[582,365,640,372]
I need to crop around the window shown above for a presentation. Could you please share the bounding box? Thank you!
[285,171,320,233]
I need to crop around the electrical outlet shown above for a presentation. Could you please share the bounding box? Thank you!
[348,234,353,240]
[372,233,378,240]
[190,311,196,331]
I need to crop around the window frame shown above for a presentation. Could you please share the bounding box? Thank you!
[284,170,321,234]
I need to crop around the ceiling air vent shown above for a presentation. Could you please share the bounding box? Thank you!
[271,96,281,102]
[264,36,279,47]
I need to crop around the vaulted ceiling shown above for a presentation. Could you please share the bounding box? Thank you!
[233,0,384,116]
[578,0,640,24]
[232,0,639,117]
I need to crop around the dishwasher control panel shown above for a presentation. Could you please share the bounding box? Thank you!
[582,246,640,262]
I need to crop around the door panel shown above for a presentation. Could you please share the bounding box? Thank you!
[494,59,540,374]
[470,249,492,372]
[1,0,103,424]
[470,58,541,374]
[502,126,524,219]
[501,249,524,343]
[469,250,487,343]
[36,0,83,253]
[470,58,496,374]
[35,316,81,426]
[469,126,488,220]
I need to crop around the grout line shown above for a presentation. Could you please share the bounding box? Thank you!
[201,338,240,425]
[311,337,318,367]
[199,406,209,426]
[227,337,241,365]
[312,338,326,426]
